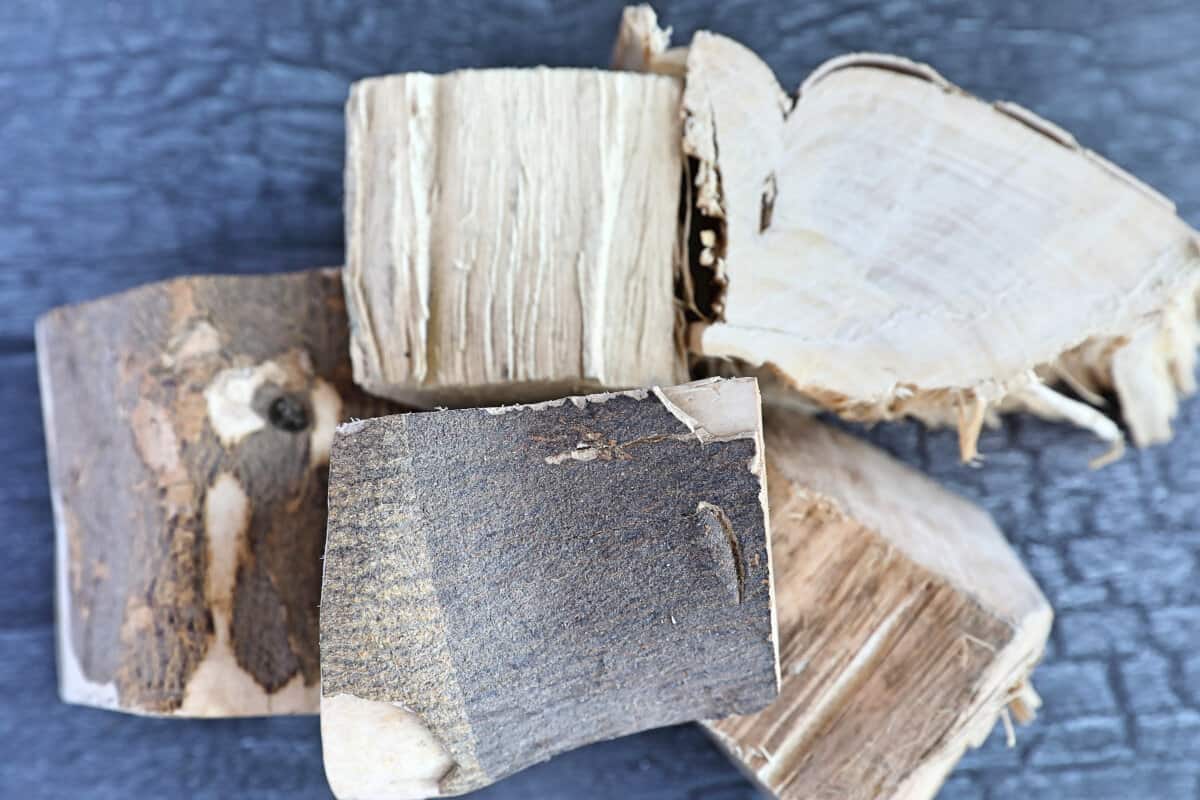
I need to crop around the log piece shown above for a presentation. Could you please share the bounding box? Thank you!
[343,67,688,408]
[617,7,1200,460]
[705,406,1053,800]
[320,377,779,798]
[36,268,397,717]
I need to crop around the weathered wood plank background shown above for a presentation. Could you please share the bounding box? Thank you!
[3,1,1199,798]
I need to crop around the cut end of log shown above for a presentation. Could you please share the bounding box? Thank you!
[618,7,1200,460]
[322,693,455,800]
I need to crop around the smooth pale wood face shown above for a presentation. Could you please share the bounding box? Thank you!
[36,269,396,717]
[321,693,455,800]
[660,22,1200,453]
[705,408,1052,800]
[320,378,778,798]
[702,53,1196,391]
[344,67,688,408]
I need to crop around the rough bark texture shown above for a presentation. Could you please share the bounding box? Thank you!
[343,67,688,407]
[36,268,397,717]
[705,407,1052,800]
[619,9,1200,461]
[320,378,778,798]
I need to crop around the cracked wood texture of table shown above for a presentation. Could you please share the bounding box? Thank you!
[2,1,1199,799]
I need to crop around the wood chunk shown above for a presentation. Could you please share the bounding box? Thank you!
[705,406,1052,800]
[36,268,397,717]
[320,377,779,798]
[618,10,1200,458]
[343,67,688,408]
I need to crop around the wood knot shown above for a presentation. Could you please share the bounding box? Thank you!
[269,394,309,432]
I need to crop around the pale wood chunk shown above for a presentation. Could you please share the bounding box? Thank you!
[344,67,688,407]
[36,268,397,717]
[320,377,779,798]
[619,10,1200,458]
[704,406,1052,800]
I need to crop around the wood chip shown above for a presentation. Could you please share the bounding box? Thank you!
[704,407,1052,800]
[36,268,396,716]
[618,9,1200,457]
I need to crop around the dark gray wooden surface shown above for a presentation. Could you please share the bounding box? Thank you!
[322,386,774,793]
[2,1,1198,798]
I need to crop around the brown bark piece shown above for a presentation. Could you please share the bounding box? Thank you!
[705,407,1052,800]
[320,378,779,798]
[36,268,397,717]
[343,67,688,408]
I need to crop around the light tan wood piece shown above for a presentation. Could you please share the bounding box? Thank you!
[344,67,688,408]
[617,10,1200,460]
[705,406,1052,800]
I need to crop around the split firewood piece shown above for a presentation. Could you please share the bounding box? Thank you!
[36,268,397,717]
[617,8,1200,460]
[343,67,688,408]
[705,406,1052,800]
[320,377,778,799]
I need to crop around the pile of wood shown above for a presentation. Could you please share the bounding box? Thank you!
[35,5,1198,799]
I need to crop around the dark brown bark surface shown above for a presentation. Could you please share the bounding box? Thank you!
[37,267,397,716]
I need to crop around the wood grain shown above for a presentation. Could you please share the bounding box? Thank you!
[343,67,688,407]
[320,377,778,798]
[36,268,396,717]
[705,407,1052,800]
[619,10,1200,458]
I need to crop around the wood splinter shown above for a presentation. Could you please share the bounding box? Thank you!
[320,377,779,799]
[36,268,396,717]
[705,406,1052,800]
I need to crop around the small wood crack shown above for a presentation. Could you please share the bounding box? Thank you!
[697,500,745,604]
[759,172,777,233]
[543,431,694,464]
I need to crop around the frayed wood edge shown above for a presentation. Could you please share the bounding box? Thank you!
[1008,680,1042,725]
[1112,277,1200,446]
[955,392,988,463]
[1000,679,1043,748]
[1011,378,1124,468]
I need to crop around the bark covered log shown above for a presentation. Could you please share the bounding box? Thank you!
[36,268,397,717]
[343,67,688,407]
[705,406,1052,800]
[320,377,778,798]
